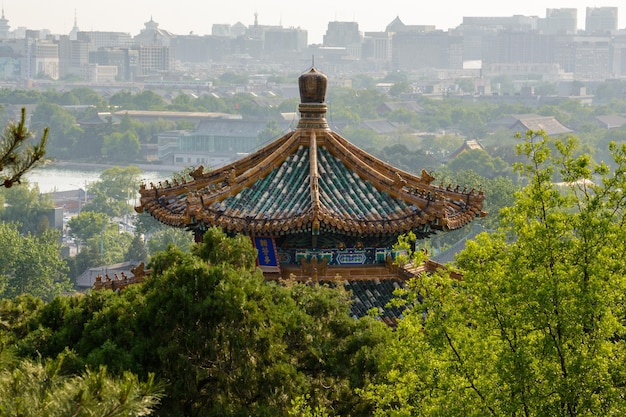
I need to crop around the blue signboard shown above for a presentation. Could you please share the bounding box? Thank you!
[253,237,280,273]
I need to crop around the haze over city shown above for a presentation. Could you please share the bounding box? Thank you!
[5,0,624,44]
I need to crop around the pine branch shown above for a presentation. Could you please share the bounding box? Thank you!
[0,107,48,188]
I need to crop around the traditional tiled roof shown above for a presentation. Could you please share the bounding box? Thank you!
[136,68,485,243]
[377,101,424,115]
[509,113,572,136]
[595,114,626,129]
[321,278,407,324]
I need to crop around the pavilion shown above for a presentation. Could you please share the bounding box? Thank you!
[133,68,486,321]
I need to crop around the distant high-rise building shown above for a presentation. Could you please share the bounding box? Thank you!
[0,8,10,40]
[263,26,307,54]
[17,38,59,79]
[69,10,79,41]
[323,21,361,47]
[611,31,626,77]
[138,45,174,76]
[392,30,462,71]
[362,31,392,68]
[573,35,611,79]
[211,23,246,38]
[134,17,175,47]
[585,7,618,34]
[461,15,538,32]
[539,8,577,35]
[57,35,89,79]
[77,31,133,51]
[90,47,138,81]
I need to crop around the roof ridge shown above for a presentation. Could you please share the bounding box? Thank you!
[310,131,321,239]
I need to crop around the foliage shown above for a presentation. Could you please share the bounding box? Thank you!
[0,222,71,300]
[86,224,134,266]
[391,231,427,267]
[289,395,330,417]
[31,103,81,159]
[102,131,140,162]
[69,87,108,108]
[134,228,390,416]
[339,126,383,150]
[125,235,148,263]
[0,355,163,417]
[257,119,286,143]
[362,131,626,416]
[67,211,108,244]
[445,148,510,179]
[146,228,194,256]
[372,144,440,174]
[0,180,54,235]
[82,166,143,217]
[109,90,166,110]
[1,227,390,417]
[389,82,412,97]
[0,108,47,189]
[218,71,249,85]
[327,87,383,123]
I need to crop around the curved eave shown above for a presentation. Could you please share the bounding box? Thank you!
[136,121,485,235]
[317,129,485,228]
[137,128,303,217]
[179,207,438,236]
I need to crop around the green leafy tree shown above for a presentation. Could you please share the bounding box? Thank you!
[340,125,382,149]
[31,103,81,158]
[102,131,140,162]
[146,228,194,256]
[0,223,71,300]
[134,228,389,416]
[455,77,474,93]
[257,120,284,143]
[86,224,133,266]
[446,148,510,179]
[168,93,196,111]
[67,211,108,245]
[389,82,412,97]
[82,166,142,218]
[69,87,108,107]
[362,132,626,416]
[351,74,376,89]
[109,90,166,110]
[125,234,148,263]
[433,168,518,230]
[0,227,392,417]
[0,181,54,235]
[68,212,134,267]
[219,71,249,85]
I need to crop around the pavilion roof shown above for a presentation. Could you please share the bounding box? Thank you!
[136,68,485,239]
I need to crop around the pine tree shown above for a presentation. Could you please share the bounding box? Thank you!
[0,107,47,188]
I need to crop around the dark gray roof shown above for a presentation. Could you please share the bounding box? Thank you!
[595,114,626,129]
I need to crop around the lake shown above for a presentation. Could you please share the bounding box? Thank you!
[27,163,173,193]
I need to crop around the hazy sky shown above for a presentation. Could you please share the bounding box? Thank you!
[4,1,624,43]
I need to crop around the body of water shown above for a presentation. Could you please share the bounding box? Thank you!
[27,163,172,194]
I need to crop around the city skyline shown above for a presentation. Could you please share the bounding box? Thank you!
[3,0,624,44]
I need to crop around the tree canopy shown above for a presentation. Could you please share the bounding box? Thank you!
[0,222,71,300]
[362,132,626,416]
[0,227,391,416]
